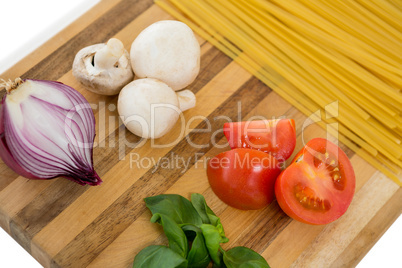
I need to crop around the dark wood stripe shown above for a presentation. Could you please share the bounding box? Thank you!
[53,77,271,267]
[21,0,154,81]
[190,46,232,94]
[235,201,292,252]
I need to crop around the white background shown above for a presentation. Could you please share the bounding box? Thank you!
[0,1,400,267]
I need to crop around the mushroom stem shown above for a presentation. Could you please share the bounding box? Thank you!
[177,89,196,112]
[94,38,125,70]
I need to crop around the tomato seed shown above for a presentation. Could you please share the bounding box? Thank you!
[294,185,331,212]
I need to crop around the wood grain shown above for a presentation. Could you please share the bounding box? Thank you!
[0,1,400,267]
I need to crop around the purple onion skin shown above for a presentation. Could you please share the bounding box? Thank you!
[0,97,39,180]
[0,79,101,186]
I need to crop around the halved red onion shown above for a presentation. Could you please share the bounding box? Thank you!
[0,78,101,186]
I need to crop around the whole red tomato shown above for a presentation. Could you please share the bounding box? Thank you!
[275,138,355,225]
[223,119,296,162]
[207,148,282,210]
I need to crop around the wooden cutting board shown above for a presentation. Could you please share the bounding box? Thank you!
[0,0,401,267]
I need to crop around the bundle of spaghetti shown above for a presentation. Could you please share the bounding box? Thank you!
[155,0,402,185]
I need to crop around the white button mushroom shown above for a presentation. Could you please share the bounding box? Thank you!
[73,38,134,95]
[130,20,200,91]
[177,89,196,112]
[118,78,186,139]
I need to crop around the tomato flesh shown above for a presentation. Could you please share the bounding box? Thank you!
[275,138,355,225]
[207,148,282,210]
[223,119,296,162]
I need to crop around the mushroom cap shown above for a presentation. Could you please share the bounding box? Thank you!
[72,43,134,95]
[130,20,200,91]
[118,78,180,139]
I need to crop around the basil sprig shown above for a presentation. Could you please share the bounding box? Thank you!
[133,193,270,268]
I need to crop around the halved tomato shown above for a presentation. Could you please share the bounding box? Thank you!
[275,138,355,225]
[223,119,296,162]
[207,148,282,210]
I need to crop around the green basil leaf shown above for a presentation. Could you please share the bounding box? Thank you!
[190,193,213,224]
[182,225,211,268]
[145,194,203,225]
[223,247,270,268]
[181,223,202,240]
[191,193,228,243]
[133,245,188,268]
[200,224,225,266]
[150,213,188,258]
